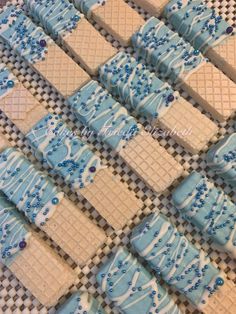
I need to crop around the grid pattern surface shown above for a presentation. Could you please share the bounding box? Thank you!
[0,0,235,314]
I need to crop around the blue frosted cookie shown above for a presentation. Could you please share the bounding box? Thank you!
[96,247,181,314]
[131,212,224,309]
[206,133,236,187]
[164,0,234,53]
[132,17,206,85]
[67,80,140,152]
[172,171,236,258]
[56,291,105,314]
[99,52,177,122]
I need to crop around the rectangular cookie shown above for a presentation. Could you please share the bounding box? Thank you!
[206,133,236,188]
[164,0,236,83]
[0,65,142,230]
[172,171,236,259]
[133,0,168,16]
[0,192,76,307]
[0,145,106,265]
[131,211,235,310]
[67,80,183,193]
[99,52,218,154]
[24,0,117,75]
[132,17,236,122]
[96,247,181,314]
[74,0,145,46]
[56,291,106,314]
[0,5,90,98]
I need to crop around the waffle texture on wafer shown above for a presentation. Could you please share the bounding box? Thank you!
[24,0,117,75]
[132,17,236,121]
[97,247,181,314]
[56,291,106,314]
[0,5,90,97]
[172,171,236,258]
[0,193,76,307]
[75,0,145,46]
[131,211,228,310]
[132,0,168,16]
[206,133,236,187]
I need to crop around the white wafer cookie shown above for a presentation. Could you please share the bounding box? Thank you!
[182,62,236,122]
[207,35,236,84]
[158,98,218,154]
[119,132,183,193]
[75,0,145,46]
[9,232,76,307]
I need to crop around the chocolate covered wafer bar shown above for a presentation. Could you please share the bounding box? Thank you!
[68,80,183,193]
[96,247,181,314]
[164,0,236,83]
[74,0,144,46]
[131,211,236,311]
[99,52,218,154]
[132,17,236,122]
[0,191,76,307]
[0,143,106,265]
[0,65,142,230]
[172,171,236,258]
[206,133,236,188]
[24,0,117,75]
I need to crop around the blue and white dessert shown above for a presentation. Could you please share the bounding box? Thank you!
[0,5,53,65]
[172,171,236,258]
[0,148,64,227]
[206,133,236,188]
[164,0,235,53]
[74,0,108,18]
[0,192,31,267]
[131,212,225,309]
[24,0,82,40]
[132,17,206,85]
[99,52,178,122]
[26,114,104,191]
[0,65,17,100]
[56,291,106,314]
[97,247,181,314]
[67,80,140,152]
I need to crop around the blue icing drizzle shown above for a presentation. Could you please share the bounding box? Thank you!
[99,52,178,121]
[172,171,236,258]
[56,291,106,314]
[97,247,181,314]
[0,192,31,266]
[24,0,82,40]
[0,65,17,99]
[26,114,104,191]
[0,148,64,227]
[131,212,223,308]
[164,0,234,53]
[132,17,206,84]
[67,80,140,152]
[75,0,108,18]
[0,5,52,64]
[206,133,236,188]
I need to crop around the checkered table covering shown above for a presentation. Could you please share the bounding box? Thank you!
[0,0,235,313]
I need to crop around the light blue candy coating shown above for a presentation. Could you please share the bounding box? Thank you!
[26,114,103,191]
[131,212,221,307]
[0,192,31,266]
[0,5,52,64]
[74,0,107,17]
[99,52,177,121]
[172,172,236,256]
[24,0,81,40]
[56,291,106,314]
[132,17,206,84]
[164,0,234,53]
[206,133,236,187]
[0,148,63,227]
[67,80,140,152]
[97,247,181,314]
[0,66,17,99]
